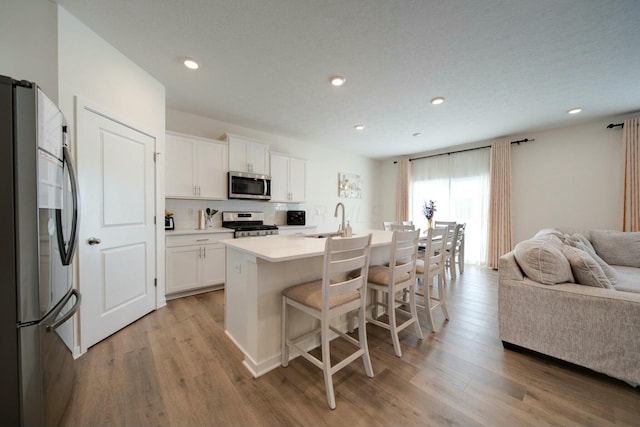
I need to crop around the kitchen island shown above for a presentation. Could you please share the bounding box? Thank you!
[222,230,394,377]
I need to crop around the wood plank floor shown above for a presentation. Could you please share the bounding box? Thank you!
[60,266,639,426]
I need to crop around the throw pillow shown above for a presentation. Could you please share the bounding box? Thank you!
[561,245,612,289]
[569,233,595,252]
[513,238,574,285]
[566,236,618,285]
[534,228,569,243]
[590,230,640,268]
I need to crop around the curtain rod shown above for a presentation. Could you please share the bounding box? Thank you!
[606,123,624,129]
[393,138,534,163]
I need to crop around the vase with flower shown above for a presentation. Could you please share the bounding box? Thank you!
[422,200,436,229]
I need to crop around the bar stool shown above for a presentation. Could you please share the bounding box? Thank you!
[364,229,423,357]
[281,234,373,409]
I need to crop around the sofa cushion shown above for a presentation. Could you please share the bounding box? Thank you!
[566,236,617,285]
[590,230,640,268]
[561,245,612,289]
[611,265,640,294]
[513,237,574,285]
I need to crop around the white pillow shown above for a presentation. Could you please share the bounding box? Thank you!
[561,245,612,289]
[513,238,574,285]
[566,236,617,285]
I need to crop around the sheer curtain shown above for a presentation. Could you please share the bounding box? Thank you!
[410,148,490,265]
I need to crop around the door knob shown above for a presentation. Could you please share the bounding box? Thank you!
[87,237,102,245]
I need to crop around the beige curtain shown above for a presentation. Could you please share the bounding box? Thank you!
[622,118,640,232]
[395,158,411,222]
[486,139,512,269]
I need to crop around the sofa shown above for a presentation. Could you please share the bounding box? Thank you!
[498,228,640,386]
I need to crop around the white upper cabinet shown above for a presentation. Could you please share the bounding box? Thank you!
[224,133,270,175]
[166,132,228,200]
[270,152,306,203]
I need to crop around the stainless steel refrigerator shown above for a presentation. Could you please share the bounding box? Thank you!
[0,75,81,426]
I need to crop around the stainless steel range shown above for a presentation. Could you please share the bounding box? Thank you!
[222,211,279,238]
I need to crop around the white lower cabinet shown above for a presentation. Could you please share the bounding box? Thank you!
[165,232,232,299]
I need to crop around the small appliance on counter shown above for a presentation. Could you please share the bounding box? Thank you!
[286,210,306,226]
[165,209,175,230]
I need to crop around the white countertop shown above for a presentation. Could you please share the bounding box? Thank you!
[222,229,393,262]
[166,227,234,236]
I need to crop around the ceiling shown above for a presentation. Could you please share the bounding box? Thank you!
[55,0,640,159]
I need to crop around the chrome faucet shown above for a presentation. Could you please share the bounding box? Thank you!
[334,202,345,236]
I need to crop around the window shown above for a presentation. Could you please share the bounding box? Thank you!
[410,148,490,265]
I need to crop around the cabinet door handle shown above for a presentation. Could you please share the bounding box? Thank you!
[196,238,209,242]
[204,247,207,258]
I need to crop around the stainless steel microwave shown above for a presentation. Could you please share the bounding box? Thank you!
[228,171,271,200]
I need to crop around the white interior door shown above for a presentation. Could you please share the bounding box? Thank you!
[77,105,156,352]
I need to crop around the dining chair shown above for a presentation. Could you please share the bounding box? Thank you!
[383,221,413,230]
[434,220,456,229]
[281,234,373,409]
[363,229,423,357]
[433,222,455,278]
[390,223,415,231]
[415,226,450,332]
[449,223,466,279]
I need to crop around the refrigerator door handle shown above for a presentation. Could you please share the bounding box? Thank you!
[46,289,81,332]
[55,144,80,266]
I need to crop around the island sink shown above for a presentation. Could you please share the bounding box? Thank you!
[304,232,344,238]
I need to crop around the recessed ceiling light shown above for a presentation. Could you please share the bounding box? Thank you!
[568,107,582,115]
[354,124,365,131]
[183,58,199,70]
[330,75,346,86]
[412,132,422,137]
[431,97,445,105]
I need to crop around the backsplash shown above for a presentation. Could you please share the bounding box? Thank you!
[165,199,291,230]
[165,199,356,232]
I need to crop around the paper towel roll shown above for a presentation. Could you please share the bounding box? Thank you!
[198,210,206,230]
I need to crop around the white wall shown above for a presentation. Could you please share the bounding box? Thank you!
[166,108,382,233]
[0,0,58,99]
[379,112,637,248]
[511,115,629,242]
[56,6,167,348]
